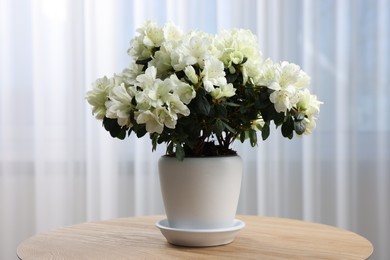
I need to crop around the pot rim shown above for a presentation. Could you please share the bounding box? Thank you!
[161,154,241,159]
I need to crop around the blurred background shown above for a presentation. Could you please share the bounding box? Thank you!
[1,0,389,259]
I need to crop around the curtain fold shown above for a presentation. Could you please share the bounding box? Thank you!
[1,0,389,259]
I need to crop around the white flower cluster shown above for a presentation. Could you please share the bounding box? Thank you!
[86,21,321,135]
[89,65,195,134]
[256,60,321,134]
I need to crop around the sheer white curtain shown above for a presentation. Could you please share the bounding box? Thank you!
[1,0,389,259]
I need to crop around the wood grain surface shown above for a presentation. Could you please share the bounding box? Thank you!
[17,215,373,259]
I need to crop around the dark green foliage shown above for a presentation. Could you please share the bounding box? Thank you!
[294,114,306,135]
[261,123,270,140]
[194,91,211,115]
[175,143,185,161]
[282,117,294,139]
[103,117,127,140]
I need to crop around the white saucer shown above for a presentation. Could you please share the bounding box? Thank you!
[155,219,245,247]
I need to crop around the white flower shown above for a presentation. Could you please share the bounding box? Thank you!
[136,66,157,89]
[135,79,166,110]
[295,70,311,89]
[156,107,177,129]
[170,46,191,71]
[127,21,164,60]
[141,21,164,47]
[135,95,188,134]
[201,56,227,92]
[214,29,263,84]
[86,76,113,120]
[214,29,257,65]
[256,59,280,86]
[105,83,135,127]
[121,62,143,85]
[145,80,170,107]
[135,110,164,134]
[211,83,236,100]
[184,66,198,84]
[297,89,322,115]
[169,74,196,104]
[157,76,191,116]
[258,61,313,114]
[149,45,173,78]
[166,94,190,117]
[278,61,301,87]
[269,85,299,113]
[307,94,322,116]
[229,50,244,65]
[303,116,317,135]
[134,91,151,111]
[163,22,183,41]
[171,32,213,71]
[297,89,311,111]
[185,32,213,68]
[295,89,322,135]
[133,71,192,134]
[241,58,262,85]
[127,35,152,59]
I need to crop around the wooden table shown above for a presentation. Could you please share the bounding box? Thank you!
[17,215,373,259]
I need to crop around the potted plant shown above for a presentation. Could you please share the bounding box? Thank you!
[86,21,321,246]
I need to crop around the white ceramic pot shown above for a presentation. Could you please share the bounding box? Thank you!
[158,155,242,230]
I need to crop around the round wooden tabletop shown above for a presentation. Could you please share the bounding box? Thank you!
[17,215,373,259]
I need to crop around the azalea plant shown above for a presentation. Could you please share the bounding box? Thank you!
[86,21,321,160]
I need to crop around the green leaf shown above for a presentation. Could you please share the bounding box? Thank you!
[214,119,225,136]
[175,144,185,161]
[274,112,286,127]
[214,104,227,117]
[295,113,305,121]
[240,105,247,114]
[261,123,270,140]
[222,121,236,134]
[151,133,158,151]
[135,125,147,138]
[167,141,174,155]
[282,117,294,138]
[260,105,276,122]
[240,131,246,143]
[294,119,306,135]
[117,128,127,140]
[256,89,274,111]
[225,102,240,107]
[103,117,127,140]
[293,113,306,135]
[135,57,152,65]
[244,88,253,99]
[136,58,152,71]
[225,71,238,84]
[175,70,186,80]
[248,129,257,147]
[195,93,211,115]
